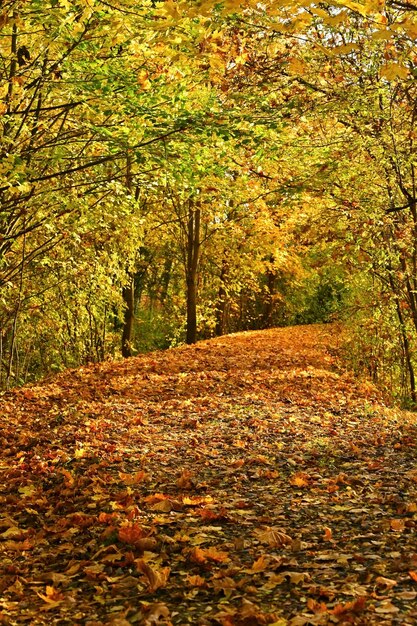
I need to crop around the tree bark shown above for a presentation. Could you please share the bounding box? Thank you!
[388,271,417,404]
[215,255,229,336]
[186,201,201,344]
[121,152,135,357]
[121,277,135,358]
[263,255,276,328]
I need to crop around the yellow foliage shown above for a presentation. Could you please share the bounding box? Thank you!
[288,57,306,75]
[380,62,409,81]
[371,29,392,41]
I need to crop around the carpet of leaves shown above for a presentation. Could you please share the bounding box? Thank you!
[1,323,417,626]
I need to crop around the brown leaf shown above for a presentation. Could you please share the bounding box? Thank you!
[140,602,171,626]
[135,559,170,592]
[409,570,417,582]
[375,576,397,589]
[118,522,145,545]
[374,600,400,614]
[331,597,367,615]
[186,574,206,587]
[390,519,405,532]
[248,555,271,573]
[176,469,195,489]
[118,470,147,485]
[189,546,230,564]
[37,585,65,604]
[150,499,173,512]
[290,472,310,488]
[255,527,293,547]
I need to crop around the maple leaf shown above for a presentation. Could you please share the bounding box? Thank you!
[307,598,328,613]
[176,469,195,489]
[139,602,171,626]
[290,472,310,488]
[248,555,271,573]
[254,527,293,548]
[150,499,173,512]
[60,469,75,487]
[331,597,367,615]
[212,576,237,593]
[135,559,170,592]
[118,470,147,485]
[37,585,65,605]
[196,506,229,522]
[118,521,146,545]
[189,546,230,564]
[186,574,206,587]
[390,519,405,532]
[263,571,310,589]
[375,576,397,590]
[98,511,119,524]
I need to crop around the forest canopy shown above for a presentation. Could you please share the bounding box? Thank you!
[2,0,417,404]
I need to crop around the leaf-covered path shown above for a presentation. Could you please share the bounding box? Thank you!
[1,324,417,625]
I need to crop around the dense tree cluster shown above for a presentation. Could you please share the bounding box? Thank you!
[1,0,417,404]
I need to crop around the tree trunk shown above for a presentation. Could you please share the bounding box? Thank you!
[215,255,229,336]
[388,271,417,404]
[263,255,276,328]
[121,277,135,358]
[186,202,201,344]
[121,151,135,358]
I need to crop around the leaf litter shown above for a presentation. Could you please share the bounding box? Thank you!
[1,323,417,625]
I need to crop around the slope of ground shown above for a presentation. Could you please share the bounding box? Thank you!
[1,324,417,626]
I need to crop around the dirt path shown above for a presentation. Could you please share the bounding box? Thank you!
[1,324,417,625]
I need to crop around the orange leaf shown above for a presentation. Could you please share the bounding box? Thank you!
[118,522,145,545]
[98,512,119,524]
[255,527,293,547]
[331,597,367,615]
[290,473,310,488]
[37,586,65,604]
[118,470,147,485]
[390,519,405,532]
[197,507,228,522]
[189,547,207,564]
[323,527,333,541]
[249,555,270,573]
[176,469,194,489]
[203,546,230,562]
[135,559,170,592]
[183,495,213,506]
[409,570,417,582]
[189,546,230,564]
[150,499,173,512]
[186,574,206,587]
[307,598,327,613]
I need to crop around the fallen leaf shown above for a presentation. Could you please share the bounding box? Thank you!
[375,576,397,589]
[118,470,147,485]
[118,522,146,545]
[290,473,310,488]
[409,570,417,582]
[186,574,206,587]
[374,600,400,614]
[37,585,65,604]
[255,527,293,547]
[323,527,333,541]
[390,519,405,532]
[189,546,230,564]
